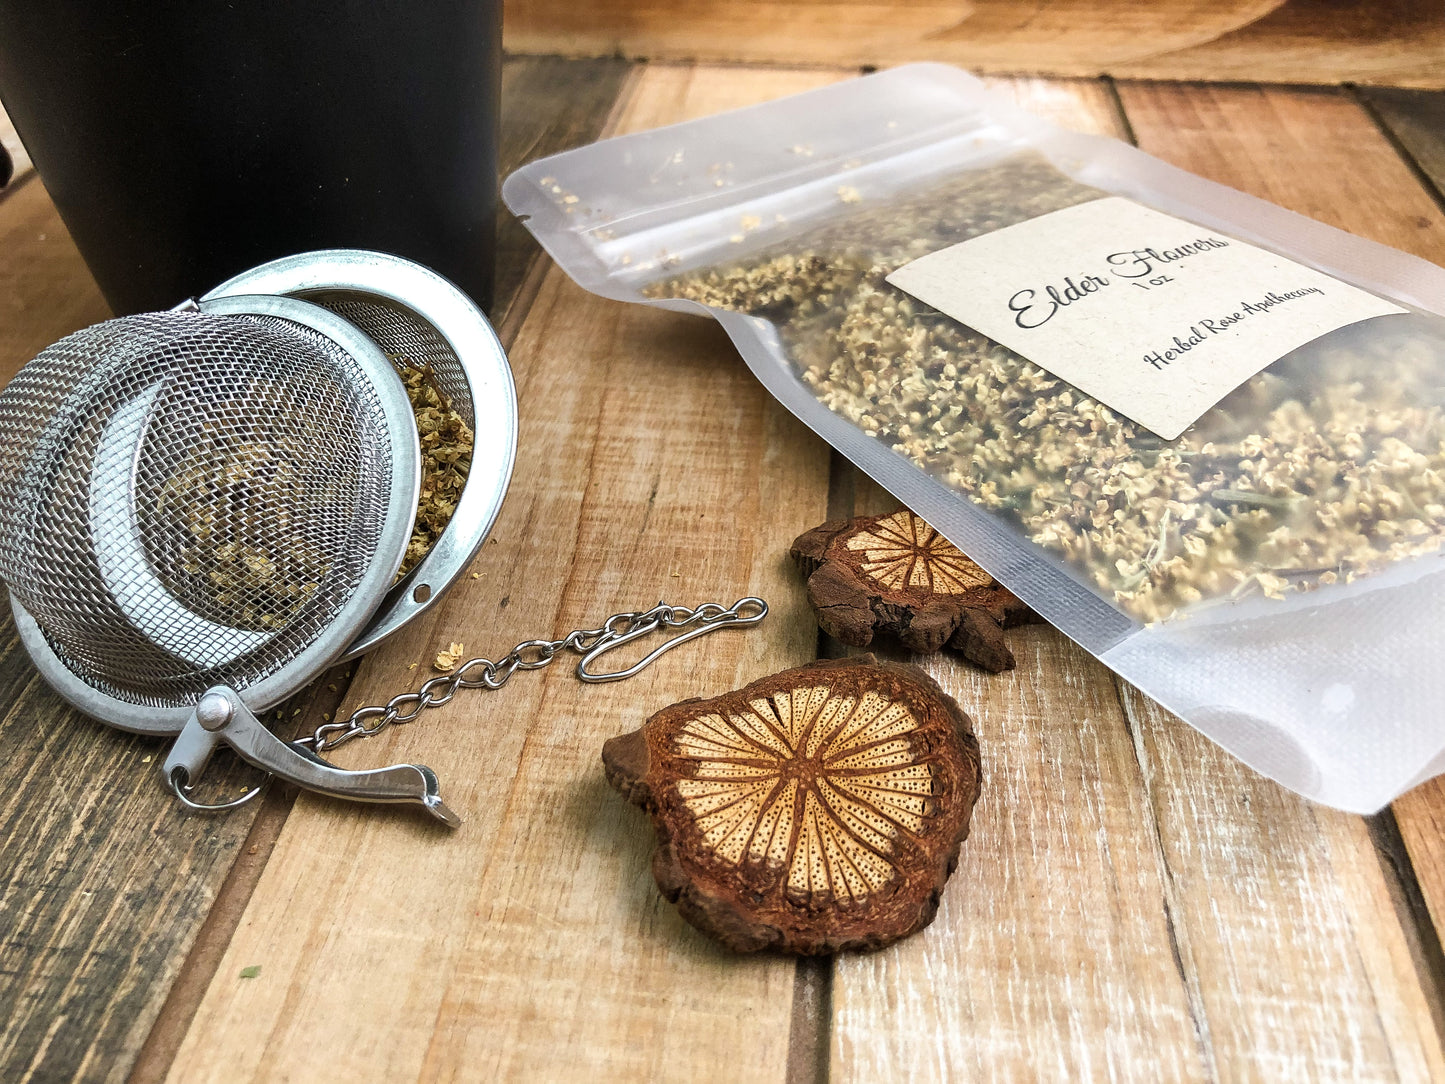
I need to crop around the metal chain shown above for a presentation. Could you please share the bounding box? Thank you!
[297,597,767,754]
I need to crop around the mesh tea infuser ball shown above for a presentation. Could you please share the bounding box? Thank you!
[0,257,518,827]
[0,250,769,827]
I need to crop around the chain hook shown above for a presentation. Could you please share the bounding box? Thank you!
[576,597,768,683]
[304,596,769,752]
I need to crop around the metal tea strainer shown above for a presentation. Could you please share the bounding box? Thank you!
[0,287,468,818]
[0,250,768,828]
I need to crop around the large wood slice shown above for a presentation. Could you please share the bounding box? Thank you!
[792,509,1036,670]
[603,656,982,954]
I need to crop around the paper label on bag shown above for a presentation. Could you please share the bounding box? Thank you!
[885,196,1406,439]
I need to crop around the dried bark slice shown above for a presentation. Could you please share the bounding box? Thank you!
[603,656,982,954]
[791,509,1038,671]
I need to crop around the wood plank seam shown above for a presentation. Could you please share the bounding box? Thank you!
[1365,810,1445,1044]
[119,665,359,1084]
[159,63,839,1082]
[786,956,833,1084]
[1351,87,1445,215]
[492,61,644,341]
[137,61,641,1074]
[1105,78,1445,1078]
[124,785,299,1084]
[1099,76,1141,146]
[1098,88,1220,1082]
[1114,679,1222,1082]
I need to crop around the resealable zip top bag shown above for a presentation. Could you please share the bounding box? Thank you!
[504,63,1445,813]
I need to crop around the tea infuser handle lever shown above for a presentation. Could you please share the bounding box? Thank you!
[161,687,460,827]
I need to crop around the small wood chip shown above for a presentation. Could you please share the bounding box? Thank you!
[603,655,981,954]
[791,509,1037,672]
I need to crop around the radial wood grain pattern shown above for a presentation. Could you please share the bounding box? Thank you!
[792,510,1033,670]
[606,657,981,952]
[842,512,989,595]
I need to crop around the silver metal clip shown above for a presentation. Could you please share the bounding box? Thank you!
[162,687,460,827]
[576,597,768,683]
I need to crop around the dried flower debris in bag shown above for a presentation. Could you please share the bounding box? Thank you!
[603,656,981,954]
[792,509,1037,671]
[648,153,1445,623]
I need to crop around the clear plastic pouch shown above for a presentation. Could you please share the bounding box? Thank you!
[504,63,1445,812]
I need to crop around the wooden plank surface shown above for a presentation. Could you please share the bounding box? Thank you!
[824,78,1445,1081]
[0,55,629,1084]
[1113,80,1445,991]
[2,53,1445,1084]
[1363,87,1445,203]
[1353,83,1445,958]
[831,482,1445,1082]
[504,0,1445,88]
[825,87,1214,1078]
[164,65,842,1083]
[492,55,632,333]
[0,177,107,390]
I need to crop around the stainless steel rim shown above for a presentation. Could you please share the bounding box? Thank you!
[203,250,517,660]
[14,294,422,735]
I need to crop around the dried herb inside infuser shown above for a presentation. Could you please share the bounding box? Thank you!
[396,361,474,576]
[156,436,332,630]
[603,656,981,954]
[792,510,1036,672]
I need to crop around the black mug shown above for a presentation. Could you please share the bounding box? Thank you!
[0,1,501,314]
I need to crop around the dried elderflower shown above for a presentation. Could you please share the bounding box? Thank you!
[155,431,332,630]
[603,656,981,954]
[433,641,465,672]
[395,360,474,576]
[648,154,1445,623]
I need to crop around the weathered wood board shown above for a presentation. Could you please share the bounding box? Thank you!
[1114,80,1445,963]
[824,75,1445,1081]
[504,0,1445,88]
[1354,84,1445,946]
[0,55,631,1084]
[1363,87,1445,203]
[164,65,843,1084]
